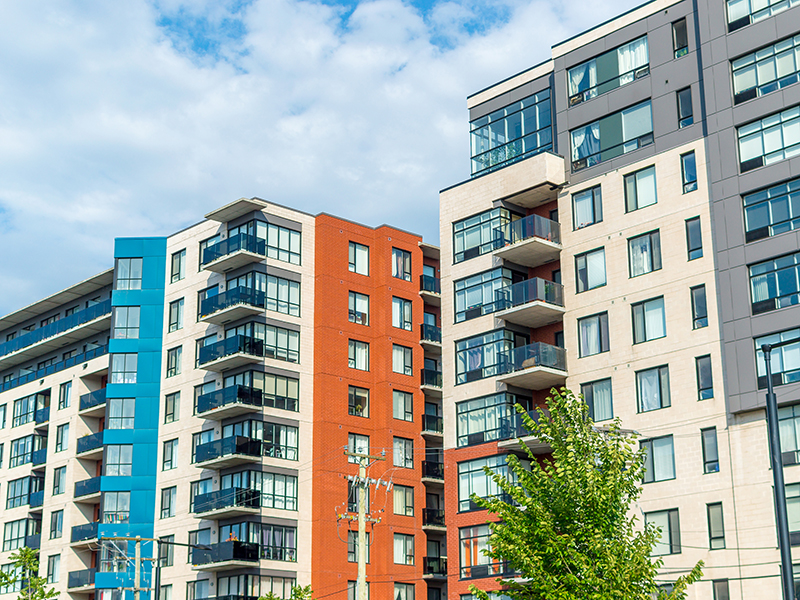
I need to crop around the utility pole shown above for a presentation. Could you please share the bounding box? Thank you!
[343,449,384,600]
[134,537,141,600]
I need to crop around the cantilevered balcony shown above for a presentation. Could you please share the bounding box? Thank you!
[496,410,551,455]
[201,233,265,273]
[70,522,99,548]
[494,214,561,268]
[423,557,448,579]
[198,287,266,325]
[25,534,41,550]
[28,490,44,509]
[422,508,446,530]
[195,385,263,419]
[67,568,96,591]
[422,414,443,440]
[79,389,107,417]
[76,431,104,460]
[495,278,565,328]
[194,436,263,469]
[0,345,108,394]
[34,406,49,426]
[420,275,441,306]
[193,488,260,520]
[74,476,102,503]
[421,461,444,485]
[420,323,442,353]
[198,336,264,372]
[497,342,567,391]
[191,541,260,572]
[31,447,47,467]
[420,369,442,397]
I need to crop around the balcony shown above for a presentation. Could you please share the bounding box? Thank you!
[194,436,263,469]
[25,534,41,549]
[421,369,442,397]
[496,278,564,328]
[195,385,263,420]
[421,461,444,484]
[198,335,264,372]
[201,233,265,273]
[199,286,266,325]
[193,488,260,519]
[79,388,107,417]
[34,407,50,426]
[420,275,441,306]
[497,343,567,391]
[31,447,47,467]
[420,324,442,354]
[422,508,446,530]
[71,522,99,547]
[494,214,561,268]
[0,300,112,371]
[0,345,109,394]
[192,541,259,571]
[422,414,443,439]
[76,431,104,459]
[74,476,102,502]
[67,568,96,591]
[497,410,551,456]
[423,557,448,578]
[28,490,44,509]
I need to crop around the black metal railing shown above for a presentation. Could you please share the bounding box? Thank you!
[194,436,263,464]
[420,274,441,294]
[71,522,99,543]
[424,556,448,575]
[423,508,445,527]
[421,369,442,388]
[201,233,266,266]
[422,461,444,480]
[198,335,263,366]
[0,345,108,393]
[195,385,263,415]
[77,431,104,454]
[199,286,266,318]
[67,569,96,589]
[192,488,260,514]
[496,278,564,311]
[34,407,49,424]
[495,214,561,249]
[499,342,567,375]
[79,388,107,411]
[191,541,260,566]
[422,414,443,434]
[0,300,111,359]
[421,324,442,343]
[74,476,102,498]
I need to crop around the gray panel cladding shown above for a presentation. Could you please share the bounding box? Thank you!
[468,72,553,122]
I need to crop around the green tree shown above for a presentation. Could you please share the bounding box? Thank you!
[0,547,59,600]
[258,585,313,600]
[469,388,703,600]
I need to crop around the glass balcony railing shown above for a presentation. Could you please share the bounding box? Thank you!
[422,414,443,434]
[25,534,41,549]
[421,369,442,388]
[194,436,263,464]
[199,286,266,319]
[201,233,265,266]
[71,522,99,543]
[195,385,263,415]
[498,409,541,440]
[67,569,96,589]
[29,490,44,508]
[0,345,108,393]
[499,342,567,375]
[495,214,560,249]
[191,541,259,566]
[0,299,111,359]
[31,448,47,466]
[198,336,263,366]
[421,324,442,343]
[420,274,441,294]
[74,476,102,498]
[422,461,444,480]
[77,431,104,454]
[422,508,445,527]
[193,488,260,514]
[34,407,49,424]
[423,556,448,576]
[79,388,107,411]
[496,278,564,311]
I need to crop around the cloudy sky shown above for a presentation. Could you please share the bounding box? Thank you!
[0,0,642,315]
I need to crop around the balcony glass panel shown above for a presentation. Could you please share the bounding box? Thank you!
[196,385,263,415]
[496,278,564,310]
[194,436,263,463]
[0,345,108,393]
[201,233,265,266]
[495,214,561,248]
[198,336,263,365]
[79,388,107,411]
[68,569,96,589]
[192,488,260,514]
[192,541,259,565]
[199,286,266,318]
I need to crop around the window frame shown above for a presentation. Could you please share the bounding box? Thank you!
[168,299,184,333]
[641,435,676,483]
[685,217,703,260]
[707,502,725,550]
[691,285,708,329]
[575,248,606,293]
[636,365,671,412]
[393,533,415,566]
[581,378,613,422]
[645,508,681,555]
[578,312,610,357]
[115,257,143,290]
[696,355,714,400]
[702,427,720,473]
[624,165,658,212]
[393,437,414,469]
[676,87,693,128]
[348,340,369,371]
[681,151,698,193]
[572,185,603,229]
[628,230,662,277]
[632,296,666,344]
[393,390,414,422]
[348,242,369,276]
[392,248,412,281]
[348,386,369,418]
[348,291,369,326]
[392,344,413,377]
[170,249,186,283]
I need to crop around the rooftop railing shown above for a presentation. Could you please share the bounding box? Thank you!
[0,345,108,393]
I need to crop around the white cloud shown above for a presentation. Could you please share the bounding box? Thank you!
[0,0,642,314]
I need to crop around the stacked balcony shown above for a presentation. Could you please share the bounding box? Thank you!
[493,213,561,267]
[423,556,448,579]
[74,476,102,503]
[67,568,96,591]
[420,274,441,306]
[195,385,263,420]
[421,460,445,485]
[497,342,567,390]
[201,233,265,273]
[194,436,263,469]
[70,522,99,549]
[199,286,266,325]
[76,431,104,460]
[198,335,265,372]
[420,323,442,354]
[192,488,260,520]
[422,414,444,441]
[495,278,564,328]
[421,368,443,396]
[191,541,260,572]
[79,388,107,417]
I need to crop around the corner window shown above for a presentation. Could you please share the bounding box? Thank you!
[575,248,606,292]
[348,292,369,325]
[581,378,613,421]
[349,242,369,275]
[458,455,509,511]
[113,306,140,339]
[170,250,186,283]
[691,285,708,328]
[637,365,670,412]
[454,268,514,322]
[624,166,657,212]
[348,386,369,418]
[646,509,681,555]
[707,503,725,549]
[641,435,675,483]
[578,312,609,357]
[755,328,800,388]
[732,36,800,105]
[677,87,693,128]
[738,105,800,172]
[743,176,800,242]
[572,185,602,229]
[392,248,412,281]
[115,258,143,290]
[681,151,697,193]
[392,345,413,376]
[628,230,661,277]
[632,296,666,344]
[749,250,800,314]
[110,353,138,384]
[348,340,369,371]
[696,355,714,399]
[453,208,513,263]
[392,297,412,330]
[702,427,720,473]
[455,329,520,384]
[672,18,688,57]
[686,217,703,260]
[727,0,796,32]
[570,100,653,171]
[567,36,649,106]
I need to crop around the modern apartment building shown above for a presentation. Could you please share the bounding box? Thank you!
[439,0,800,598]
[0,198,443,600]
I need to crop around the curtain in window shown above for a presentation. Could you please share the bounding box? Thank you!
[630,236,652,276]
[639,369,661,411]
[593,381,613,421]
[645,298,666,339]
[580,318,600,356]
[636,167,657,208]
[573,190,594,227]
[652,437,675,479]
[780,414,800,453]
[571,123,601,161]
[621,102,653,142]
[586,250,606,288]
[648,512,671,555]
[618,37,649,84]
[568,60,597,96]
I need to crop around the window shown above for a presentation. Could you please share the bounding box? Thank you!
[453,208,513,263]
[163,439,178,470]
[347,531,370,563]
[454,268,514,322]
[727,0,799,31]
[108,397,135,429]
[632,297,666,344]
[0,564,22,595]
[470,89,552,175]
[393,485,414,516]
[159,535,174,567]
[349,242,369,275]
[684,217,703,260]
[392,345,413,376]
[7,478,29,508]
[672,18,688,57]
[394,533,415,565]
[46,555,60,584]
[750,251,800,314]
[572,186,603,229]
[164,392,180,423]
[348,433,369,463]
[581,379,613,422]
[681,151,697,193]
[575,248,606,292]
[348,386,369,417]
[171,249,186,282]
[0,404,5,428]
[10,435,33,467]
[49,510,63,539]
[392,248,412,281]
[637,365,670,412]
[646,509,681,555]
[53,466,66,495]
[676,87,693,128]
[347,582,369,600]
[166,347,182,378]
[12,395,35,427]
[624,166,657,212]
[789,484,800,539]
[191,430,214,463]
[641,436,675,483]
[263,274,300,316]
[392,297,412,331]
[455,392,530,447]
[570,100,653,171]
[348,340,369,371]
[394,584,415,600]
[707,503,725,549]
[58,382,71,410]
[186,580,210,600]
[755,328,800,388]
[190,479,213,512]
[628,230,661,277]
[744,176,800,242]
[460,524,505,578]
[394,437,413,468]
[348,292,369,326]
[3,519,26,551]
[55,423,69,452]
[348,480,370,512]
[691,285,708,329]
[116,258,143,290]
[265,223,301,265]
[110,353,138,384]
[458,455,509,510]
[99,540,128,573]
[696,355,714,400]
[567,36,648,105]
[738,105,800,172]
[105,444,133,476]
[393,390,413,421]
[713,580,730,600]
[578,312,609,357]
[456,329,522,384]
[113,306,140,339]
[780,405,800,464]
[733,36,800,105]
[161,487,176,518]
[168,299,184,332]
[103,491,131,524]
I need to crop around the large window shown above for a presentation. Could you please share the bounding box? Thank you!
[12,395,36,427]
[632,297,666,344]
[10,435,33,467]
[727,0,800,32]
[581,379,613,422]
[348,340,369,371]
[570,100,653,171]
[738,105,800,172]
[756,329,800,388]
[108,398,135,429]
[348,292,369,326]
[628,230,661,277]
[393,533,415,565]
[453,208,513,263]
[3,519,27,552]
[750,250,800,314]
[393,485,414,516]
[455,330,520,384]
[392,297,412,330]
[469,89,552,175]
[103,491,131,524]
[224,371,300,412]
[641,435,675,483]
[637,365,671,412]
[115,258,143,290]
[646,509,681,555]
[393,437,413,469]
[263,223,301,265]
[788,483,800,537]
[460,524,506,578]
[697,355,714,400]
[624,166,657,212]
[744,176,800,242]
[578,312,609,357]
[575,248,606,292]
[568,36,648,105]
[458,455,509,511]
[691,285,708,329]
[393,390,413,421]
[113,306,140,339]
[454,268,514,322]
[732,36,800,104]
[392,345,413,376]
[264,274,300,317]
[110,353,138,384]
[349,242,369,275]
[392,248,412,281]
[456,392,529,447]
[105,444,134,476]
[7,477,31,508]
[572,185,603,229]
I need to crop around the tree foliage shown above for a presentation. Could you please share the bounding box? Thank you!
[258,585,313,600]
[0,547,59,600]
[469,388,703,600]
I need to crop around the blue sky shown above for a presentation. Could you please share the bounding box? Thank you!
[0,0,642,314]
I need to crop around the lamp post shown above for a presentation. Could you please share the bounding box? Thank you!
[762,343,795,600]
